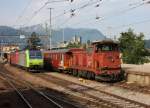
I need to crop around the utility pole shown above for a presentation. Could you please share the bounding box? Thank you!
[0,40,3,58]
[0,40,1,58]
[45,23,49,49]
[62,28,65,43]
[48,8,53,50]
[19,26,22,50]
[107,26,112,40]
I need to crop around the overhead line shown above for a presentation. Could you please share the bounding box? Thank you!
[21,0,49,27]
[110,19,150,30]
[23,0,101,27]
[13,0,33,27]
[66,1,149,28]
[22,0,73,27]
[50,0,103,28]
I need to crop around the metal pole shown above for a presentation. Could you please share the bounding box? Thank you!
[1,40,3,58]
[48,8,53,50]
[0,40,1,58]
[45,23,49,49]
[19,27,21,50]
[63,28,64,43]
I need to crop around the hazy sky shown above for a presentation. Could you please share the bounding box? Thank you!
[0,0,150,39]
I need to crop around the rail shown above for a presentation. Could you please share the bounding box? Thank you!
[0,71,64,108]
[35,73,150,108]
[0,72,33,108]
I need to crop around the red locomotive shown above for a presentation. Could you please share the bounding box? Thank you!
[44,40,124,81]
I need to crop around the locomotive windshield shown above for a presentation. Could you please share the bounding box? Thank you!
[29,51,42,59]
[96,44,119,52]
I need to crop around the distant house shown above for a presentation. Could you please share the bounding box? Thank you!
[71,35,82,44]
[0,44,19,54]
[57,41,69,48]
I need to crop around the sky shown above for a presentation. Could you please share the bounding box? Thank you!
[0,0,150,39]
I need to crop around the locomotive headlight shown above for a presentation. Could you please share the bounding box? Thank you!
[101,67,108,70]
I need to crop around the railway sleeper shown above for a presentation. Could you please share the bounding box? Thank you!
[106,99,137,107]
[98,101,114,108]
[94,95,142,108]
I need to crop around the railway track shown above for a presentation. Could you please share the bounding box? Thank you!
[2,63,150,108]
[0,66,79,108]
[113,82,150,94]
[34,73,150,108]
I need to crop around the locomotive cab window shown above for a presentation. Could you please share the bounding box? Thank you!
[96,44,119,52]
[29,51,42,59]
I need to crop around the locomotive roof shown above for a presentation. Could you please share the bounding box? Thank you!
[10,49,41,53]
[92,40,119,45]
[44,48,84,53]
[44,49,70,53]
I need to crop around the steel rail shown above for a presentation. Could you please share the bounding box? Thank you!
[44,93,79,108]
[0,71,64,108]
[30,89,64,108]
[36,73,149,108]
[0,72,33,108]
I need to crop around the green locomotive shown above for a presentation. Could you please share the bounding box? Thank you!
[10,50,43,71]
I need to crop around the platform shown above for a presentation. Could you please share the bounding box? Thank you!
[122,64,150,86]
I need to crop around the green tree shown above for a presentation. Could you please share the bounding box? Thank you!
[119,29,149,64]
[66,42,81,48]
[26,32,42,50]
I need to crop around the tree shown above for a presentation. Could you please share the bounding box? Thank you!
[118,29,149,64]
[66,42,81,48]
[26,32,42,50]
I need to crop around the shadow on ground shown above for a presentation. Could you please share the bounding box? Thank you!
[0,88,85,108]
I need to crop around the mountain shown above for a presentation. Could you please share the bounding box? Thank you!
[0,25,106,42]
[21,24,46,36]
[52,28,106,43]
[1,25,150,48]
[0,26,25,49]
[0,25,106,49]
[1,25,150,49]
[21,24,106,43]
[0,26,20,35]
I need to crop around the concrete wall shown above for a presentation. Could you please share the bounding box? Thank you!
[127,73,150,86]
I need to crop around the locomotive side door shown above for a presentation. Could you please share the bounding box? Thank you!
[59,53,64,69]
[86,47,94,69]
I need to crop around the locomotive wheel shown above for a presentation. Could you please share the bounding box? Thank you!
[63,70,68,74]
[59,69,63,73]
[87,72,92,79]
[118,69,125,81]
[78,70,82,77]
[73,70,78,76]
[26,68,29,72]
[82,71,87,78]
[91,72,95,80]
[69,69,73,74]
